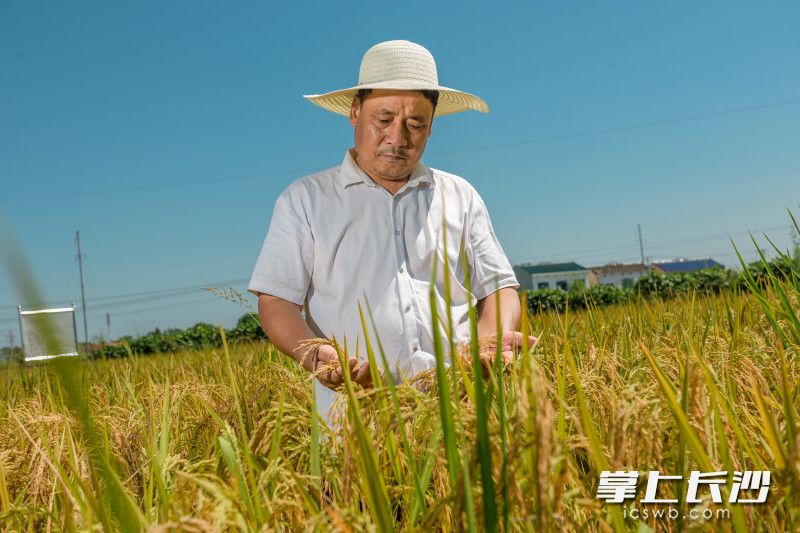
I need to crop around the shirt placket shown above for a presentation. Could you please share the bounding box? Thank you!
[390,192,422,355]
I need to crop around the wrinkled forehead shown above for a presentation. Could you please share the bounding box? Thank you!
[357,89,434,119]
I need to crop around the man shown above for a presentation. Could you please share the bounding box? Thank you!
[248,40,536,420]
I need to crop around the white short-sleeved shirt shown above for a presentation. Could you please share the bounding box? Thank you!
[248,148,519,420]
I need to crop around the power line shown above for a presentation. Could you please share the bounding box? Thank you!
[87,296,225,320]
[2,224,791,315]
[609,247,780,266]
[430,97,800,158]
[89,278,249,303]
[645,225,791,250]
[516,224,793,264]
[0,277,250,312]
[0,291,239,326]
[2,97,798,202]
[0,241,790,328]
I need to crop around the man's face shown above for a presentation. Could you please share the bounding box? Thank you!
[349,89,434,184]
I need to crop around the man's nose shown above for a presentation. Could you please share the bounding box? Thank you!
[384,120,409,147]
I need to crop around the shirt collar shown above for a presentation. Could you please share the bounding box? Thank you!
[338,148,433,190]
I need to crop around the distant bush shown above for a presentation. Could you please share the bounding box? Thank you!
[526,288,570,314]
[0,346,24,364]
[633,268,739,298]
[747,255,799,286]
[87,313,266,359]
[524,258,793,315]
[583,284,630,306]
[227,314,267,345]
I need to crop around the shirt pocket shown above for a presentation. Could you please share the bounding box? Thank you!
[413,201,469,276]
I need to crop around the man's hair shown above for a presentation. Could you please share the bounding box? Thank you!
[355,88,439,117]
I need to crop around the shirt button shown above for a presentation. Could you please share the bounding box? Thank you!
[405,305,411,312]
[399,266,404,273]
[394,229,400,236]
[413,346,419,352]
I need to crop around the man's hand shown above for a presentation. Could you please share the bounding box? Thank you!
[472,287,538,376]
[256,294,374,389]
[312,344,373,390]
[475,331,539,376]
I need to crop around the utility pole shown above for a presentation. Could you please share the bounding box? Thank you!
[76,231,89,346]
[106,313,111,341]
[637,224,646,267]
[3,330,15,363]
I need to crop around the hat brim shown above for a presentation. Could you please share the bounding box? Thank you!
[303,81,489,118]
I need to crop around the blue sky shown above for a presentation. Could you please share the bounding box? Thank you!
[1,1,798,342]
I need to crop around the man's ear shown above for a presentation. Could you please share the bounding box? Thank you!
[349,96,360,127]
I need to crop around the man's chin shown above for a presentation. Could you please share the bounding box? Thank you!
[376,167,413,181]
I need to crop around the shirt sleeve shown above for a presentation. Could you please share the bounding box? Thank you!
[247,187,313,305]
[466,192,519,300]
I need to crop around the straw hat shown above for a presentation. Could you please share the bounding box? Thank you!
[303,40,489,118]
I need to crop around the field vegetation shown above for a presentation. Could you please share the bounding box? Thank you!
[0,216,798,531]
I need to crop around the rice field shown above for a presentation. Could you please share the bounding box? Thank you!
[0,258,798,531]
[1,213,799,531]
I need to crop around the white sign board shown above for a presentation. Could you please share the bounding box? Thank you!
[18,306,79,362]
